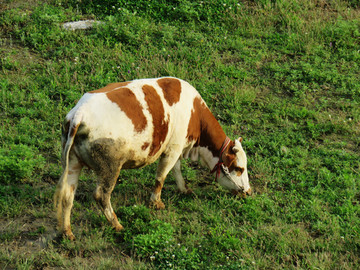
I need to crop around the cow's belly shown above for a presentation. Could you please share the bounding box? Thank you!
[73,133,163,172]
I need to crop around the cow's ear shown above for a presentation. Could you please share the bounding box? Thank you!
[238,137,243,143]
[233,139,242,153]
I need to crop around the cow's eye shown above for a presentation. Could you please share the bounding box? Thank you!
[235,167,244,175]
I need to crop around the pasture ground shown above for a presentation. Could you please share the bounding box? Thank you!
[1,0,359,269]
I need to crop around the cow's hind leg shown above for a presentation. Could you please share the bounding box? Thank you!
[93,167,124,232]
[173,160,193,194]
[150,153,180,209]
[55,153,83,240]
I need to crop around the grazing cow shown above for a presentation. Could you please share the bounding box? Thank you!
[54,77,251,240]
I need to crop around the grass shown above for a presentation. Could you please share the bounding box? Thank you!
[1,0,359,269]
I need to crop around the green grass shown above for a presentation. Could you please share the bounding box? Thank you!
[1,0,359,269]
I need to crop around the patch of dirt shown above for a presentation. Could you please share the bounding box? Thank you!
[0,0,40,12]
[0,215,58,254]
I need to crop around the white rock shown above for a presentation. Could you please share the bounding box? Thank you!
[63,20,103,30]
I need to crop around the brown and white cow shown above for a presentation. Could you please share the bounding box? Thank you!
[54,77,251,240]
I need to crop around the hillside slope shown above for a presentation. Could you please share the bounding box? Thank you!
[1,0,359,268]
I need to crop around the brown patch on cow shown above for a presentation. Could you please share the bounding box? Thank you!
[186,96,226,156]
[157,77,182,106]
[106,88,147,133]
[186,98,201,144]
[142,85,169,156]
[141,142,150,151]
[235,167,245,176]
[89,82,130,93]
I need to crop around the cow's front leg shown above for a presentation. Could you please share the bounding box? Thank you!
[150,153,180,210]
[172,160,193,194]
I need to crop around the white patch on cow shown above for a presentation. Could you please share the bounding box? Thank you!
[198,147,219,169]
[233,139,250,192]
[182,143,198,161]
[73,93,138,140]
[233,139,247,168]
[172,160,188,193]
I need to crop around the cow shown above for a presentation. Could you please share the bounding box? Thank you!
[54,77,251,240]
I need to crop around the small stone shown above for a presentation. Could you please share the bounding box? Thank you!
[63,20,103,31]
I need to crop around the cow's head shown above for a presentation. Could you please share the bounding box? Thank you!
[217,137,251,197]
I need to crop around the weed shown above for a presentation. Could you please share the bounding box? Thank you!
[0,144,45,184]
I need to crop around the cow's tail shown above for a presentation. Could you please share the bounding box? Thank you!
[54,112,82,229]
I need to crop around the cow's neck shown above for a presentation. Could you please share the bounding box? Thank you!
[197,104,227,170]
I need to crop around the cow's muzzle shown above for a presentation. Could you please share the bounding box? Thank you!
[232,187,252,198]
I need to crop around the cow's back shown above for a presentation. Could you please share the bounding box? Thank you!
[64,77,200,171]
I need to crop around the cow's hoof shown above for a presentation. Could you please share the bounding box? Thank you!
[150,200,165,210]
[178,186,193,195]
[179,188,193,195]
[114,224,124,232]
[64,231,76,241]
